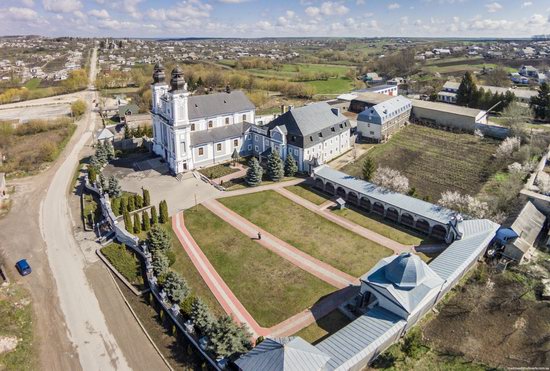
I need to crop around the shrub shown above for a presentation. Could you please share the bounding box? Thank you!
[101,243,142,285]
[372,167,409,193]
[123,210,132,232]
[134,194,143,209]
[401,328,425,360]
[120,197,128,214]
[362,157,375,181]
[71,99,87,118]
[151,251,169,278]
[128,195,136,212]
[151,205,158,225]
[159,200,169,224]
[180,295,197,317]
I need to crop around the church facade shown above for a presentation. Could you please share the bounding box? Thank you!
[150,63,256,174]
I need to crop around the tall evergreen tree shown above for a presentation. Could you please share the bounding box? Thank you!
[142,188,151,207]
[530,82,550,120]
[191,298,215,335]
[267,150,284,181]
[245,157,263,187]
[142,210,150,231]
[456,72,478,107]
[151,251,169,278]
[128,195,135,212]
[111,197,120,215]
[104,140,115,161]
[231,148,240,165]
[151,205,158,225]
[159,200,169,224]
[208,316,252,357]
[147,225,171,253]
[123,210,132,232]
[362,157,376,181]
[134,194,143,209]
[133,213,141,234]
[284,154,298,177]
[120,197,128,214]
[99,173,107,191]
[108,176,121,198]
[163,271,189,304]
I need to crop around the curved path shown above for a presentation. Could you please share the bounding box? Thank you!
[39,48,131,370]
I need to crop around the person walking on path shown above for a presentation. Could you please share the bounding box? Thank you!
[257,231,262,240]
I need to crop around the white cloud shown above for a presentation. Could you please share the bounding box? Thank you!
[356,0,365,4]
[2,7,39,21]
[118,0,144,19]
[218,0,250,3]
[485,2,502,13]
[42,0,82,13]
[89,8,110,19]
[305,6,320,17]
[522,1,532,7]
[529,13,547,25]
[319,1,349,16]
[21,0,34,6]
[388,3,400,10]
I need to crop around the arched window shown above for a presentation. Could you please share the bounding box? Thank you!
[190,123,195,131]
[225,117,230,125]
[208,120,213,128]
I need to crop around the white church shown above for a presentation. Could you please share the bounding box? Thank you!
[150,63,256,174]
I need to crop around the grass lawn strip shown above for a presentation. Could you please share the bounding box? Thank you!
[184,205,336,328]
[285,184,330,206]
[198,163,238,180]
[101,243,144,287]
[219,191,393,277]
[293,309,351,345]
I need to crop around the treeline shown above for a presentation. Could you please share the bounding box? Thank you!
[0,69,88,104]
[456,72,515,112]
[363,49,418,78]
[235,57,280,70]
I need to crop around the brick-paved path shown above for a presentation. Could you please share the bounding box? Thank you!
[173,211,359,338]
[203,198,358,288]
[275,187,412,254]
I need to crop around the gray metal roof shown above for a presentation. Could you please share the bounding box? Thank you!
[362,253,444,314]
[429,219,499,281]
[187,90,255,120]
[357,96,411,125]
[511,201,545,246]
[97,127,114,140]
[190,122,251,146]
[266,102,349,148]
[315,307,406,371]
[313,165,456,225]
[235,337,331,371]
[410,99,485,118]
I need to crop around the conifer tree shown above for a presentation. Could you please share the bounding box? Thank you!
[151,251,169,278]
[530,82,550,120]
[151,205,158,225]
[142,188,151,207]
[191,298,214,334]
[123,210,132,232]
[267,150,284,181]
[362,157,376,181]
[163,271,189,304]
[108,176,121,198]
[120,197,128,214]
[128,195,135,212]
[133,212,141,234]
[245,157,263,187]
[159,200,169,224]
[147,225,171,253]
[456,72,478,107]
[134,194,143,209]
[142,210,150,231]
[284,154,298,177]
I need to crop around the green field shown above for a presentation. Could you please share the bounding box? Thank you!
[293,309,351,344]
[286,184,329,205]
[23,78,41,90]
[305,77,355,95]
[219,191,393,277]
[340,125,501,201]
[184,205,336,327]
[101,243,144,287]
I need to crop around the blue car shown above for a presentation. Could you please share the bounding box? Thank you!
[15,259,32,276]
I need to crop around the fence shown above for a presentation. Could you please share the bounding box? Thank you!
[83,176,223,370]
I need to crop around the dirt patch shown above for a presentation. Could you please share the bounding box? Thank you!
[423,267,550,368]
[0,336,18,355]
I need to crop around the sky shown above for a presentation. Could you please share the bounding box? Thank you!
[0,0,549,38]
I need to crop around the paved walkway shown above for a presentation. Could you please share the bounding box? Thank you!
[275,187,412,254]
[172,211,359,338]
[217,178,305,198]
[203,199,358,288]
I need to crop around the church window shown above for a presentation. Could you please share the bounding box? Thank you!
[198,147,204,156]
[233,139,238,147]
[225,117,230,125]
[242,114,247,122]
[208,120,213,128]
[217,143,222,151]
[191,124,196,131]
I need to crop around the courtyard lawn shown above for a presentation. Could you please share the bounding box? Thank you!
[184,205,336,328]
[166,221,225,316]
[340,125,501,201]
[332,207,426,246]
[293,309,351,344]
[219,191,393,277]
[197,163,238,180]
[285,184,330,206]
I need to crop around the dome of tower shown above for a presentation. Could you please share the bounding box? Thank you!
[384,253,427,289]
[170,65,186,91]
[152,61,165,84]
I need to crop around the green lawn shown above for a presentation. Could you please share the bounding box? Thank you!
[166,221,225,316]
[285,184,330,205]
[184,205,336,327]
[198,163,239,180]
[219,191,393,277]
[101,243,144,287]
[23,78,41,90]
[332,207,426,246]
[340,125,501,201]
[306,77,355,95]
[293,310,351,344]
